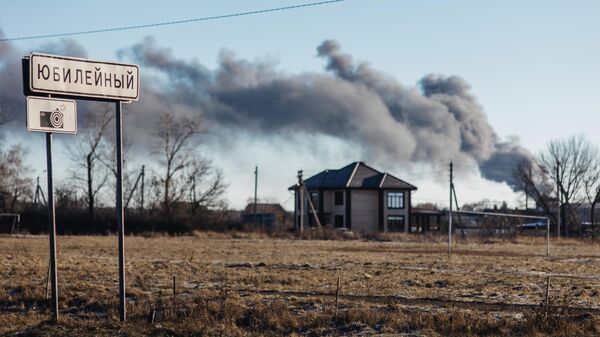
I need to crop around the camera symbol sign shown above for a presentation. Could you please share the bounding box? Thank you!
[27,97,77,134]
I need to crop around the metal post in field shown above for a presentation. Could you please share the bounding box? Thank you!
[544,276,551,310]
[140,165,145,211]
[254,165,258,227]
[115,101,126,322]
[556,162,561,238]
[335,276,341,317]
[546,218,550,256]
[46,132,58,321]
[172,275,177,305]
[448,161,453,256]
[298,170,304,235]
[191,175,197,215]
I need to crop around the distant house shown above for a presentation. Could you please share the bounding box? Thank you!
[242,203,292,230]
[289,162,417,234]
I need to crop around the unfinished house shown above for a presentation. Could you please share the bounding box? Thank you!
[289,162,417,234]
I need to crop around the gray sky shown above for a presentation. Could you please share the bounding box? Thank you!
[1,0,598,209]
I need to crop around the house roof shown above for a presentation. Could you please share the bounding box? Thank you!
[243,203,287,214]
[289,162,417,191]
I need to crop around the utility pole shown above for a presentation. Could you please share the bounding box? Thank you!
[452,185,464,238]
[34,176,46,206]
[448,161,453,255]
[556,162,561,238]
[254,166,258,227]
[297,170,304,235]
[125,165,146,210]
[191,175,197,215]
[304,185,322,228]
[525,165,531,210]
[34,176,39,205]
[140,165,145,211]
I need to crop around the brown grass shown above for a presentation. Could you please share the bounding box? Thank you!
[2,234,600,336]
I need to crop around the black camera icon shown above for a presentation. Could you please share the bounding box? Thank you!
[40,109,64,129]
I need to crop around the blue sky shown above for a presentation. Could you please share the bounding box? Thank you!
[1,0,599,209]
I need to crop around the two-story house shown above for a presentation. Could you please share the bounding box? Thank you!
[289,162,417,234]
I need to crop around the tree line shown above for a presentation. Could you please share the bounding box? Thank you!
[416,135,600,238]
[514,134,600,237]
[2,105,599,237]
[0,106,228,234]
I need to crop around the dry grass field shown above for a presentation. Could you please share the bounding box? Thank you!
[2,232,600,336]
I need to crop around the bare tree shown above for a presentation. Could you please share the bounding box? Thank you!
[151,112,225,213]
[0,145,33,212]
[186,157,226,214]
[543,135,597,235]
[0,111,33,212]
[513,160,556,220]
[582,146,600,235]
[514,134,598,236]
[97,126,137,208]
[66,107,113,219]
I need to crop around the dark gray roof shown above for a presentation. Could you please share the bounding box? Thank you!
[289,162,417,190]
[243,203,286,214]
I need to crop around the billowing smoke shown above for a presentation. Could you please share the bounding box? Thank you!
[0,29,24,125]
[120,37,531,188]
[0,30,102,126]
[0,32,531,188]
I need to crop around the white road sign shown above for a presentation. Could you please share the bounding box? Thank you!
[28,53,139,101]
[27,97,77,134]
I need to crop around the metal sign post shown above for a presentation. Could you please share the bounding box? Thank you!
[24,95,78,321]
[115,101,126,322]
[45,132,58,321]
[23,52,139,323]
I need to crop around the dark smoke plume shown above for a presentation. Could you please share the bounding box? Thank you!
[0,33,531,188]
[0,32,101,126]
[120,37,531,188]
[0,29,24,125]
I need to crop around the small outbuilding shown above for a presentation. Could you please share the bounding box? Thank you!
[242,203,292,230]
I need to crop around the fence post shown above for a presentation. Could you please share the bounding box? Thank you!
[544,276,551,311]
[546,218,550,256]
[335,276,341,318]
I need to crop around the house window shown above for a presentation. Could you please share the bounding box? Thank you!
[334,191,344,205]
[387,191,404,209]
[388,215,405,232]
[334,215,344,228]
[310,191,319,208]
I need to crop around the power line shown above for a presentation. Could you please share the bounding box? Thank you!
[0,0,347,43]
[281,192,295,207]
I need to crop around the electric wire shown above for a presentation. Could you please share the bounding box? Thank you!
[0,0,347,42]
